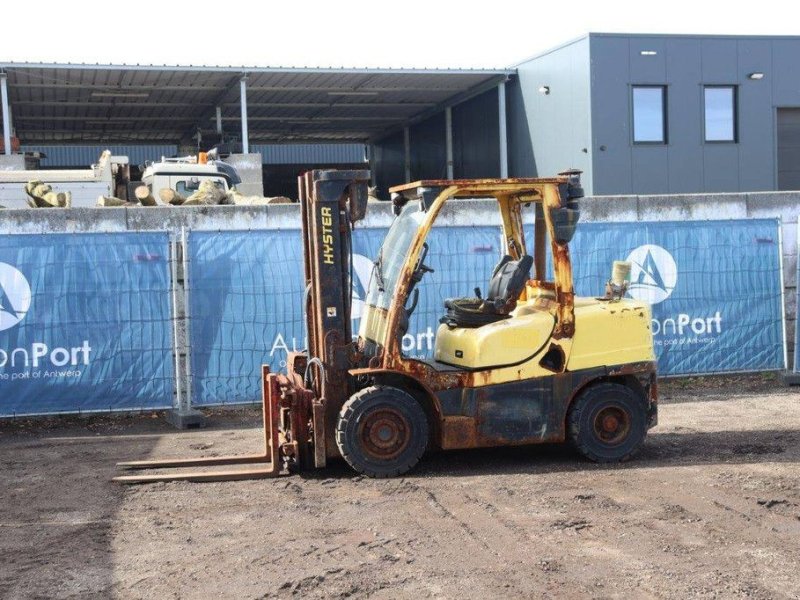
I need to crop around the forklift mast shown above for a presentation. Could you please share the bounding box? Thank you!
[297,170,371,460]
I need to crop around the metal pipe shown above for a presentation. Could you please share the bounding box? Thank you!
[498,81,508,178]
[445,106,453,179]
[169,235,184,413]
[180,227,194,410]
[403,126,411,182]
[1,74,11,155]
[239,77,249,154]
[216,106,222,134]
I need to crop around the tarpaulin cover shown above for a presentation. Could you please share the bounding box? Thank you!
[567,219,785,376]
[0,232,174,416]
[187,218,784,405]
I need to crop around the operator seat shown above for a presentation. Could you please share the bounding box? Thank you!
[441,254,534,328]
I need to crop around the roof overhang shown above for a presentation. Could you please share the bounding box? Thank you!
[0,63,514,145]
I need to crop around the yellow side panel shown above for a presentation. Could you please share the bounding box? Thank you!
[567,298,655,371]
[434,311,555,369]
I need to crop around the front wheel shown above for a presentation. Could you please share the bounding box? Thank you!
[567,382,648,463]
[336,385,429,478]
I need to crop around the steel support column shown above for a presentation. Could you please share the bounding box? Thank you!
[498,81,508,178]
[445,106,454,179]
[240,77,249,154]
[1,74,11,156]
[216,106,223,134]
[403,126,411,182]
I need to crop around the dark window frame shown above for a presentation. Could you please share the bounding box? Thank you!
[631,85,668,145]
[703,85,738,144]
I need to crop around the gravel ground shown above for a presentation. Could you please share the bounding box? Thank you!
[0,374,798,599]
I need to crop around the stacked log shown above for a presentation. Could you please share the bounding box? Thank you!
[159,188,187,205]
[226,189,292,206]
[134,185,158,207]
[97,195,138,207]
[24,181,72,208]
[183,180,227,205]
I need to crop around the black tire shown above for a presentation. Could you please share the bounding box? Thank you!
[567,382,648,463]
[336,385,429,478]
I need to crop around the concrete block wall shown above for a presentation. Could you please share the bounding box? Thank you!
[0,190,797,370]
[225,153,264,197]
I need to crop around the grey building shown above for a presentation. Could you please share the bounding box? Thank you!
[4,35,800,197]
[508,33,800,195]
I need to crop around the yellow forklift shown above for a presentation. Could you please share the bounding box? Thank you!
[116,169,657,483]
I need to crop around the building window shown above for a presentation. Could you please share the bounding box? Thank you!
[632,86,667,144]
[704,86,737,142]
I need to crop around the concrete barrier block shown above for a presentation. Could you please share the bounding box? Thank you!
[0,207,128,234]
[786,318,796,346]
[363,201,398,229]
[782,222,798,256]
[784,286,797,321]
[746,192,800,221]
[580,196,638,222]
[637,193,747,221]
[783,254,798,288]
[124,205,300,232]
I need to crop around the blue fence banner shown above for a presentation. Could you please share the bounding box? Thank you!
[565,219,785,375]
[0,232,174,416]
[187,230,306,406]
[188,219,785,406]
[187,227,503,405]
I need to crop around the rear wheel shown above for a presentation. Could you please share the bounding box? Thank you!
[567,382,647,463]
[336,385,429,478]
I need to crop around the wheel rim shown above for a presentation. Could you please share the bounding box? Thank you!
[592,405,631,446]
[358,407,411,461]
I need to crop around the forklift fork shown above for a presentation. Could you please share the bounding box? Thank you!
[114,366,284,484]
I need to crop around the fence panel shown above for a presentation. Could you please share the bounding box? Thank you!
[187,226,503,405]
[187,230,306,406]
[0,232,174,416]
[187,218,785,406]
[566,219,785,375]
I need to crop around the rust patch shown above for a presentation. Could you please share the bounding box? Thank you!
[441,416,480,450]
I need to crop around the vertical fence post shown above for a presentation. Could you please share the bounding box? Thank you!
[181,227,194,412]
[445,106,454,179]
[403,126,411,183]
[170,233,183,412]
[1,73,11,156]
[164,226,204,428]
[240,76,249,154]
[498,81,508,178]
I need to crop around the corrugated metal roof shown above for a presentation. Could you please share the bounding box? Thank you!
[19,144,178,167]
[19,143,366,166]
[252,143,365,164]
[1,63,512,145]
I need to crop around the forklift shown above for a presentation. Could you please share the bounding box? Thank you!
[116,169,657,483]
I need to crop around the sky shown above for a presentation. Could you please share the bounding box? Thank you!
[1,0,797,69]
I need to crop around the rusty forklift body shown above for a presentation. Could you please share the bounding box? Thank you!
[116,169,657,483]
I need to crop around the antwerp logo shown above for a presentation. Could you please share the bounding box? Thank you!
[0,263,32,332]
[625,245,677,304]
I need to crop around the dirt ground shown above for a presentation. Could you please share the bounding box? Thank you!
[1,374,799,599]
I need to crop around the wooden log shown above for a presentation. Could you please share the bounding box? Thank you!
[185,180,226,205]
[134,185,157,206]
[24,180,71,208]
[158,188,186,205]
[96,195,130,207]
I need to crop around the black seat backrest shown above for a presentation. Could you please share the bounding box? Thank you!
[487,255,534,302]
